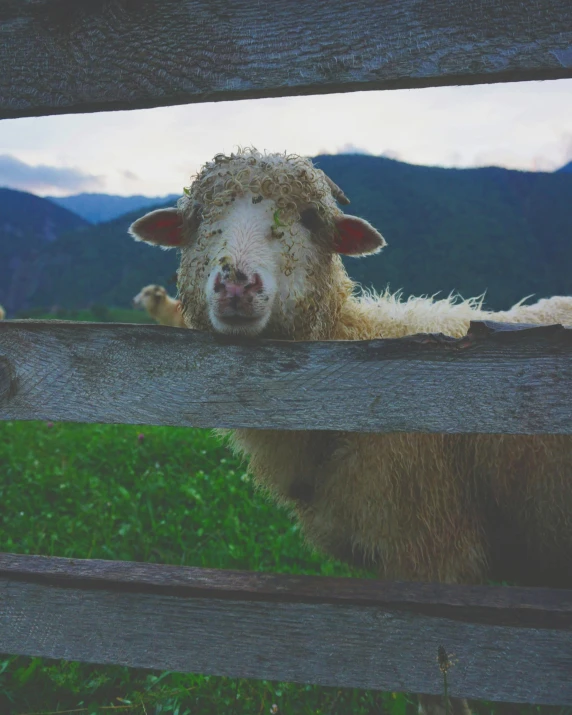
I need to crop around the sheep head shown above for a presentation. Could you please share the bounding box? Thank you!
[129,149,385,339]
[132,284,167,311]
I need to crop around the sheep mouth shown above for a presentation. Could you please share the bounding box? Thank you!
[210,310,270,336]
[218,315,260,326]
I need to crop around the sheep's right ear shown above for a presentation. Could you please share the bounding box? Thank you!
[129,208,184,248]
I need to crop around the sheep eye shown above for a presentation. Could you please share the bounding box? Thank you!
[189,202,203,232]
[300,207,322,232]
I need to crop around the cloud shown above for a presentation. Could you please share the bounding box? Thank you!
[2,78,572,194]
[335,145,403,160]
[531,156,559,172]
[0,154,103,194]
[380,149,402,161]
[562,134,572,163]
[336,142,372,155]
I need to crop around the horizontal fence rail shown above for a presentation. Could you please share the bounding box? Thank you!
[1,0,572,119]
[0,553,571,704]
[1,320,571,433]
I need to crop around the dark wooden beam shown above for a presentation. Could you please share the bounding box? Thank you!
[1,320,571,434]
[1,0,571,119]
[0,553,571,704]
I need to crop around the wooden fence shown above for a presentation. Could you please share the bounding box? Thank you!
[1,0,572,706]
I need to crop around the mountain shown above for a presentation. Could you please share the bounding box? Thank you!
[314,155,572,309]
[46,192,179,223]
[555,161,572,174]
[0,187,88,315]
[5,156,572,316]
[17,204,178,313]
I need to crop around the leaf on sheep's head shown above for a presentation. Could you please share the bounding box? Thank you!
[273,209,286,228]
[333,215,386,256]
[129,208,184,249]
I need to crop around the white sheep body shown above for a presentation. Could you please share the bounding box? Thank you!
[129,149,572,589]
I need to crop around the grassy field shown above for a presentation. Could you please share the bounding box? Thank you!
[0,421,400,715]
[0,423,565,715]
[1,311,567,713]
[15,306,155,323]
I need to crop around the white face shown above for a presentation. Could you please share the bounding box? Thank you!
[189,194,321,337]
[129,154,385,340]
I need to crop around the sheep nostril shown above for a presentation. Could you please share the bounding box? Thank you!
[248,273,264,294]
[213,273,224,293]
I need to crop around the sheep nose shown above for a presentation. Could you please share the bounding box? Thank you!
[214,272,263,299]
[223,283,245,299]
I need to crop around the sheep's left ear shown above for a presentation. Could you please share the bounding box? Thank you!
[333,215,386,256]
[129,208,183,248]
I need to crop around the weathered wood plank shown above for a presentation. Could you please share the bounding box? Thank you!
[2,552,571,628]
[1,320,571,433]
[0,554,571,704]
[1,0,571,119]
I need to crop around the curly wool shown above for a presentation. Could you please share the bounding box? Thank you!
[176,148,358,341]
[178,147,340,233]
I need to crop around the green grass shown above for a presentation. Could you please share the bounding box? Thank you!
[0,422,566,714]
[0,422,384,714]
[15,306,154,323]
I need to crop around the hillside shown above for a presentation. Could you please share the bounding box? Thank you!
[5,156,572,315]
[314,155,572,309]
[47,192,179,223]
[556,161,572,173]
[20,205,179,312]
[0,187,88,315]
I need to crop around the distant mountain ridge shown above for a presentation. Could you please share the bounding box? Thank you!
[46,192,179,223]
[2,156,571,316]
[314,154,572,309]
[0,187,88,314]
[14,203,178,315]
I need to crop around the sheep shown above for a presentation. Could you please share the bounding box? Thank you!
[129,148,572,713]
[132,284,186,328]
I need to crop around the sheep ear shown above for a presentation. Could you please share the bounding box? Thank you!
[333,215,386,256]
[129,208,183,248]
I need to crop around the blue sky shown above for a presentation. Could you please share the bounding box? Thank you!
[0,79,571,197]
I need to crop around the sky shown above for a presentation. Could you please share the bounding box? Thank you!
[0,78,571,198]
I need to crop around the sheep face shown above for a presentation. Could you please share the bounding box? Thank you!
[133,284,167,311]
[196,193,344,337]
[129,150,386,339]
[204,194,313,336]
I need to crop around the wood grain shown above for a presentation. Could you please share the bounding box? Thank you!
[1,552,571,629]
[0,553,571,703]
[1,0,571,119]
[1,320,571,434]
